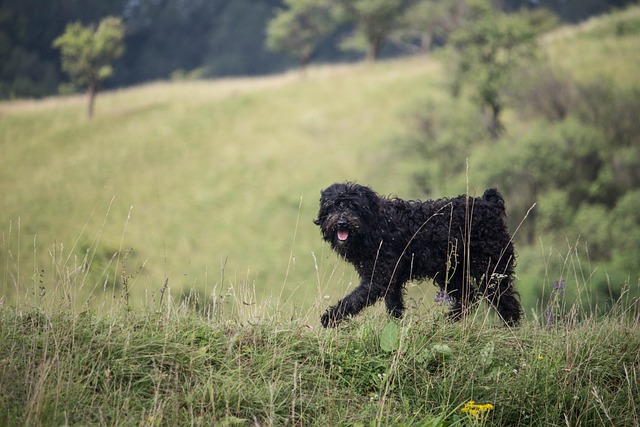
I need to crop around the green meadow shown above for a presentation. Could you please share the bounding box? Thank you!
[1,7,640,426]
[1,58,445,315]
[2,7,640,316]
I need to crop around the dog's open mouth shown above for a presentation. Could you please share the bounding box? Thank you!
[337,228,349,242]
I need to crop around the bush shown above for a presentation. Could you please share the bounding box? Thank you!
[568,204,611,261]
[406,97,488,196]
[536,189,572,234]
[609,191,640,283]
[510,63,577,122]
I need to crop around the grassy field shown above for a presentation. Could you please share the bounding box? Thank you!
[2,6,640,317]
[1,58,445,316]
[1,6,640,426]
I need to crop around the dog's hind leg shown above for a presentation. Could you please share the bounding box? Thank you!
[487,285,521,326]
[483,257,521,326]
[384,284,405,318]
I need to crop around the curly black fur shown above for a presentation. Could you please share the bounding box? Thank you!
[314,182,521,328]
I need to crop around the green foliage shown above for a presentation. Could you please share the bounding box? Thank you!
[53,16,125,117]
[398,0,468,52]
[448,1,555,136]
[379,320,401,352]
[536,190,571,234]
[492,118,606,211]
[53,17,125,89]
[406,96,489,196]
[408,6,640,306]
[609,191,640,277]
[335,0,411,61]
[1,0,636,99]
[509,62,576,121]
[265,0,335,68]
[0,0,126,99]
[506,82,640,262]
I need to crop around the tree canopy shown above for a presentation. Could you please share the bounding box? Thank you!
[0,0,636,99]
[448,1,557,137]
[266,0,336,69]
[335,0,412,61]
[53,16,125,118]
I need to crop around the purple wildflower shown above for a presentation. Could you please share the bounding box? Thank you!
[435,291,452,306]
[545,307,554,325]
[552,279,565,296]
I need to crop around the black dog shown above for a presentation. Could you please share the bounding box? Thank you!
[314,182,521,327]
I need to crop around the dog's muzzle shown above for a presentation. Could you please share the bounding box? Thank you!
[318,212,360,246]
[336,220,349,242]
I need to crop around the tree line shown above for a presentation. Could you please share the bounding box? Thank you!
[0,0,635,100]
[406,4,640,302]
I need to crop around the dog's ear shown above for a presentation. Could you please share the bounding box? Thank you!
[360,186,383,215]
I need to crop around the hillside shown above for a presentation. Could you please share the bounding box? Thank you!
[1,58,445,315]
[2,5,640,320]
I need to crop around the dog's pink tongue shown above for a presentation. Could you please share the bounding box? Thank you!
[337,229,349,241]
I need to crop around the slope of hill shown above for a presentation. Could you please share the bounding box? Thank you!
[1,58,444,314]
[1,5,639,318]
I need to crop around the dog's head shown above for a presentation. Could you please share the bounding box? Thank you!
[314,182,382,255]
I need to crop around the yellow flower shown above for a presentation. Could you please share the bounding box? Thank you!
[538,355,544,361]
[461,400,495,418]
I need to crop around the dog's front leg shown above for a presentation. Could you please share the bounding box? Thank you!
[321,279,382,327]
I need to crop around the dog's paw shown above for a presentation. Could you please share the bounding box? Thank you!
[320,311,333,328]
[321,309,340,328]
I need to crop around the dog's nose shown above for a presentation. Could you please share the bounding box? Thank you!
[337,220,348,228]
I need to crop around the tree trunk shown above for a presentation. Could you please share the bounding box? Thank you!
[87,82,97,119]
[298,52,311,77]
[486,102,503,139]
[366,40,380,62]
[421,33,432,54]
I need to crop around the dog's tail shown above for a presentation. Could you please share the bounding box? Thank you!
[482,188,506,214]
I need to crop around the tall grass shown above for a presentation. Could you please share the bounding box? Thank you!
[1,237,638,426]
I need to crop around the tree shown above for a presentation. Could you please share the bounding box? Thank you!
[398,0,468,54]
[448,1,553,137]
[0,0,126,99]
[53,16,125,118]
[265,0,335,70]
[336,0,410,62]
